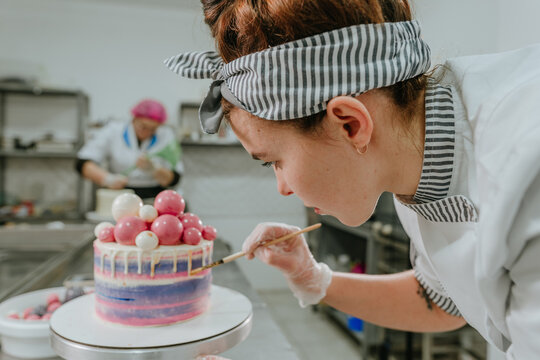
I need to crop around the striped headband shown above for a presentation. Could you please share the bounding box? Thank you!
[164,20,431,134]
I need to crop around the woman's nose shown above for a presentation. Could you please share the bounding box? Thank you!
[275,170,294,196]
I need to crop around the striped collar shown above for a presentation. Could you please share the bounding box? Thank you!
[412,82,456,204]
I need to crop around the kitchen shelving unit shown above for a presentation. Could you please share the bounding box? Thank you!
[306,193,411,359]
[0,84,89,222]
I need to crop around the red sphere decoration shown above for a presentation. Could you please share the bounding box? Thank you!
[114,216,147,245]
[98,226,115,243]
[183,227,202,245]
[181,213,203,231]
[202,225,217,241]
[151,214,183,245]
[154,190,186,217]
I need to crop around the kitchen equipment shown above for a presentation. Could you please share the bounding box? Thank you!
[0,287,65,359]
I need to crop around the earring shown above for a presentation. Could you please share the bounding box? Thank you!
[356,144,368,155]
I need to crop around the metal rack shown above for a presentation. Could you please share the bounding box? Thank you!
[0,84,89,222]
[307,201,410,359]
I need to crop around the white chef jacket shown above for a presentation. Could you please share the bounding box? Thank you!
[78,120,184,188]
[393,43,540,358]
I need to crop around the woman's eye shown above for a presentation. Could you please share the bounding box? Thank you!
[261,162,274,168]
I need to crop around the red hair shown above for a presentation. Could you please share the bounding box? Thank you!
[202,0,425,129]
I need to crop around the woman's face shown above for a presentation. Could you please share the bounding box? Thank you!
[229,109,381,226]
[133,117,161,141]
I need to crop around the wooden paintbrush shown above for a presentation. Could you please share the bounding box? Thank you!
[190,223,322,276]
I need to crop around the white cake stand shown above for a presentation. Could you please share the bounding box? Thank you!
[49,285,252,360]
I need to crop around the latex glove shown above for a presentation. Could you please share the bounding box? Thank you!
[242,222,332,307]
[153,167,174,187]
[195,356,230,360]
[101,173,128,189]
[136,155,154,171]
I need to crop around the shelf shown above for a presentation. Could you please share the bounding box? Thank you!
[0,150,79,158]
[181,139,241,147]
[0,84,86,97]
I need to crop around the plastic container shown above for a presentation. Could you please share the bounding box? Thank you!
[347,316,364,332]
[0,287,65,359]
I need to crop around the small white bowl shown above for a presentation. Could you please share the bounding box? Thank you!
[0,287,65,359]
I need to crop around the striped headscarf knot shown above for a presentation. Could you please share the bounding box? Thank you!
[164,20,431,134]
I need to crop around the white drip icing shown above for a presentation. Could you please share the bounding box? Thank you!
[124,251,129,274]
[110,250,118,277]
[201,246,207,266]
[95,240,213,278]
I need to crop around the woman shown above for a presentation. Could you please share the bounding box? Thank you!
[166,0,540,357]
[77,99,183,199]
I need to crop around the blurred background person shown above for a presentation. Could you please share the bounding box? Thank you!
[76,98,183,199]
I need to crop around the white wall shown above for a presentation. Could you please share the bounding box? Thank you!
[413,0,540,62]
[0,0,214,125]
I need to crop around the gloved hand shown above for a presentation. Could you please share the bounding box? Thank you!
[242,222,332,307]
[136,155,154,171]
[101,173,128,189]
[153,167,174,187]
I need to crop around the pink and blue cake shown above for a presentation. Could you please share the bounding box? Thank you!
[92,190,218,326]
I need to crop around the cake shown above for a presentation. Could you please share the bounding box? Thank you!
[92,190,218,326]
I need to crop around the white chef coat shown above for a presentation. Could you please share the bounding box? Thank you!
[78,120,184,188]
[393,43,540,358]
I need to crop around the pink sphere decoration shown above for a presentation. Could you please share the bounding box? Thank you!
[181,213,203,231]
[47,293,60,306]
[202,225,217,241]
[114,216,148,245]
[183,228,202,245]
[154,190,185,217]
[47,302,61,313]
[98,226,115,243]
[7,312,19,320]
[150,214,183,245]
[22,307,33,319]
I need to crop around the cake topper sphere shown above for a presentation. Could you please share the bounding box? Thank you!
[202,225,217,241]
[135,231,159,250]
[139,205,158,222]
[181,213,203,231]
[98,226,115,242]
[112,193,143,221]
[114,216,148,245]
[154,190,185,217]
[183,227,202,245]
[150,214,183,245]
[94,221,114,237]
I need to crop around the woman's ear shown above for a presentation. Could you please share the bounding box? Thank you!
[325,96,373,147]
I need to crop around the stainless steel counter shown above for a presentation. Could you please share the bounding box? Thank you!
[0,225,299,360]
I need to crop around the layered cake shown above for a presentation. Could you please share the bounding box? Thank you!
[93,190,218,326]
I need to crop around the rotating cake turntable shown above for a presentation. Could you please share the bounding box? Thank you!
[50,285,252,359]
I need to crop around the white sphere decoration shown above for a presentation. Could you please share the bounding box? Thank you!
[111,193,143,221]
[135,231,159,250]
[94,221,114,237]
[139,205,158,223]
